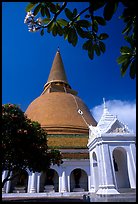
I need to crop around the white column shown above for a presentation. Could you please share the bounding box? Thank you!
[36,173,41,193]
[96,144,105,192]
[29,172,37,193]
[89,152,95,193]
[6,181,11,193]
[88,175,91,192]
[2,170,8,193]
[128,144,136,188]
[67,175,70,192]
[96,144,119,195]
[61,168,67,192]
[130,143,136,171]
[59,175,62,192]
[27,174,31,193]
[5,171,12,193]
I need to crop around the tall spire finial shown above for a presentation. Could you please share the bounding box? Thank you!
[103,97,106,109]
[103,97,108,114]
[44,48,70,89]
[57,46,60,52]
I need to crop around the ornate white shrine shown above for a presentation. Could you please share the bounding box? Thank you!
[87,99,136,194]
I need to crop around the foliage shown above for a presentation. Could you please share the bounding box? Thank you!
[2,104,63,187]
[24,1,136,79]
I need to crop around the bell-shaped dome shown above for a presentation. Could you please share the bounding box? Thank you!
[25,92,97,134]
[25,49,97,135]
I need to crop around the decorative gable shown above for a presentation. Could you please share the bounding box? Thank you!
[96,107,117,134]
[106,119,130,133]
[89,99,132,139]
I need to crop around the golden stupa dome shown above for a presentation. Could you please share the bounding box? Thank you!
[25,49,97,151]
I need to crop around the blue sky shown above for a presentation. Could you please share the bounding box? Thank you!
[2,2,136,132]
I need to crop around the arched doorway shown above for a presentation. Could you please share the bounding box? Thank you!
[40,169,59,192]
[113,147,130,189]
[92,152,99,191]
[10,169,28,193]
[70,168,88,192]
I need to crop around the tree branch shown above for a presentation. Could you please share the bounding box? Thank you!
[89,3,96,37]
[68,5,91,27]
[43,2,67,28]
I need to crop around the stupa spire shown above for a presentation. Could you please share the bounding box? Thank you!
[44,48,70,88]
[42,48,78,96]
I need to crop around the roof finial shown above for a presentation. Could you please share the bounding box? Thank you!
[57,46,60,52]
[103,97,108,113]
[103,97,106,108]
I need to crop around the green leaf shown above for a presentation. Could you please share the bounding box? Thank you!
[75,26,86,38]
[88,47,94,60]
[41,6,45,17]
[56,23,63,36]
[95,16,106,26]
[65,8,73,21]
[98,33,109,40]
[76,16,80,21]
[82,40,92,50]
[103,2,118,21]
[33,4,41,16]
[40,29,44,36]
[42,18,51,24]
[129,59,136,79]
[124,36,135,47]
[120,46,132,54]
[63,27,68,40]
[57,19,68,26]
[52,24,58,36]
[44,6,50,18]
[68,28,73,43]
[93,44,101,56]
[133,26,136,40]
[92,20,98,33]
[99,41,106,53]
[91,1,106,11]
[72,33,78,47]
[87,40,94,59]
[117,54,129,64]
[84,31,94,39]
[122,23,132,34]
[55,3,60,11]
[47,22,54,33]
[68,27,78,47]
[64,33,68,40]
[49,3,57,14]
[26,3,37,12]
[77,20,91,28]
[120,60,131,77]
[73,8,77,18]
